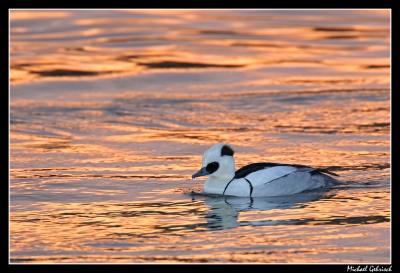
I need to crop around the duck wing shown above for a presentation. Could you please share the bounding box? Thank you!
[234,162,310,179]
[235,162,339,187]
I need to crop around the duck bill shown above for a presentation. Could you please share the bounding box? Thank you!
[192,167,209,179]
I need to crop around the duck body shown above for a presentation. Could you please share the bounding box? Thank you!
[205,163,338,197]
[193,143,339,197]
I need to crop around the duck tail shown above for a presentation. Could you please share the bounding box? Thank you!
[314,168,340,177]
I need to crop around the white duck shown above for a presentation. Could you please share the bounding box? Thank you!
[192,143,339,197]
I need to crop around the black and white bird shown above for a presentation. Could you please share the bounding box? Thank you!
[192,143,339,197]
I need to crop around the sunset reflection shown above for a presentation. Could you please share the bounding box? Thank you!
[10,9,390,263]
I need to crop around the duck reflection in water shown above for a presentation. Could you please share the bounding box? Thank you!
[190,190,333,230]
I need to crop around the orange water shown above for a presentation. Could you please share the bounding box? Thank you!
[10,9,390,263]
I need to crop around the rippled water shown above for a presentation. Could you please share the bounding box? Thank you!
[10,10,390,263]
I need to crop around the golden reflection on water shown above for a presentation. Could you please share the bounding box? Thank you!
[10,10,390,84]
[10,10,390,263]
[10,10,71,20]
[10,188,389,263]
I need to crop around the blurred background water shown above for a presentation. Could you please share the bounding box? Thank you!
[10,9,390,263]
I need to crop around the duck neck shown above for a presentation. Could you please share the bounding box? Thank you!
[204,173,235,195]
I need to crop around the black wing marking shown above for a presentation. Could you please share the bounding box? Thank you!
[234,163,275,179]
[310,168,340,177]
[234,162,339,179]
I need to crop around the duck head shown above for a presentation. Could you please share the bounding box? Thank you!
[192,143,236,182]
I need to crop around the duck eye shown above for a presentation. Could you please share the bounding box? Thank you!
[206,162,219,174]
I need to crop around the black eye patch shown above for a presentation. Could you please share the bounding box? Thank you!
[206,162,219,174]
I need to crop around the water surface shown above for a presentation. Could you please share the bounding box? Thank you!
[10,9,390,263]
